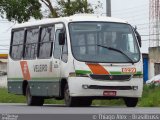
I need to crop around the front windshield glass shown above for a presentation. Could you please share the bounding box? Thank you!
[69,22,140,63]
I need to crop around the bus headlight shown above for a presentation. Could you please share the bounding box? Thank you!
[82,85,89,89]
[132,86,138,90]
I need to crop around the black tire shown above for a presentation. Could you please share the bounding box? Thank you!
[78,98,92,107]
[64,84,79,107]
[124,97,138,107]
[26,85,44,106]
[64,84,92,107]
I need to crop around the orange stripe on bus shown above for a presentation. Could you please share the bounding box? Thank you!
[87,63,110,75]
[20,61,31,80]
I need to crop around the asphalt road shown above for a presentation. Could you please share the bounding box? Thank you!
[0,103,160,114]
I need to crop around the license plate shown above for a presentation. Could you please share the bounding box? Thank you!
[122,68,136,73]
[103,91,116,96]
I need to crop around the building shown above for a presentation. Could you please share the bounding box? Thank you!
[148,47,160,79]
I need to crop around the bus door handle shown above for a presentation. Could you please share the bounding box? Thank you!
[54,61,59,68]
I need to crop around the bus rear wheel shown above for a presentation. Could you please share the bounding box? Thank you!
[123,97,138,107]
[26,85,44,106]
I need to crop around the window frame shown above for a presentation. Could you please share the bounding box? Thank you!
[10,29,25,60]
[23,27,40,60]
[10,22,67,61]
[53,29,62,60]
[53,23,68,63]
[61,31,68,63]
[68,21,141,63]
[37,25,55,59]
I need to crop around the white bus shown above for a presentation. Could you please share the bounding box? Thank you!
[8,14,143,107]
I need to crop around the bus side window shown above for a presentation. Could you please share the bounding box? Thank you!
[53,29,61,59]
[24,28,39,59]
[61,33,68,63]
[10,30,24,60]
[38,26,54,59]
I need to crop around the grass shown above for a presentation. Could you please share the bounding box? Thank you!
[0,85,160,106]
[92,99,124,106]
[0,87,64,104]
[138,85,160,107]
[0,88,26,103]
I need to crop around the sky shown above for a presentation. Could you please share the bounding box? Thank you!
[0,0,149,54]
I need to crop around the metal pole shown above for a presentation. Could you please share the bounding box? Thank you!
[106,0,111,17]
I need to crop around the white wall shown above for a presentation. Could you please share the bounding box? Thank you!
[0,62,7,72]
[148,59,155,79]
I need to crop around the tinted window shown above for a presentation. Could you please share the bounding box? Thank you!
[39,26,54,58]
[12,31,24,45]
[53,30,61,59]
[24,28,39,59]
[26,29,39,43]
[10,30,24,60]
[69,22,140,63]
[62,35,68,62]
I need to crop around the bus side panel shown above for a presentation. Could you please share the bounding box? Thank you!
[8,81,23,95]
[25,59,60,97]
[28,81,60,97]
[7,58,24,95]
[7,58,61,97]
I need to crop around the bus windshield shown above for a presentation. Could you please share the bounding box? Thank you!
[69,22,140,63]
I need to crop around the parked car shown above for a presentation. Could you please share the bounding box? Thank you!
[146,74,160,85]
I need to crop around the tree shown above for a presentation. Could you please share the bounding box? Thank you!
[0,0,102,23]
[0,0,42,23]
[56,0,94,17]
[40,0,58,18]
[40,0,95,17]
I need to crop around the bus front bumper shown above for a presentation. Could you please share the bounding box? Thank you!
[68,77,143,98]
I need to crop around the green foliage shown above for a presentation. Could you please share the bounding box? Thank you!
[0,88,64,104]
[138,85,160,107]
[0,0,42,23]
[0,0,102,22]
[44,99,64,104]
[57,0,94,17]
[0,88,26,103]
[92,99,124,106]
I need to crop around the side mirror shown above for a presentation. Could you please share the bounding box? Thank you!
[59,32,65,45]
[134,27,142,47]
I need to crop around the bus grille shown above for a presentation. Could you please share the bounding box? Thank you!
[89,74,132,81]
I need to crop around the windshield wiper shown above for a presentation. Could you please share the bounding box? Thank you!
[97,44,134,64]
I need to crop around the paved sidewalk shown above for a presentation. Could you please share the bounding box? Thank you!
[0,75,7,88]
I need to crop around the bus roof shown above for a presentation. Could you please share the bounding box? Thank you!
[13,14,128,29]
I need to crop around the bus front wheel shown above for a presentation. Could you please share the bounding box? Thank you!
[123,97,138,107]
[64,84,92,107]
[26,85,44,106]
[64,84,79,107]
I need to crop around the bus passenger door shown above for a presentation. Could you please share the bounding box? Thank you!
[52,24,64,92]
